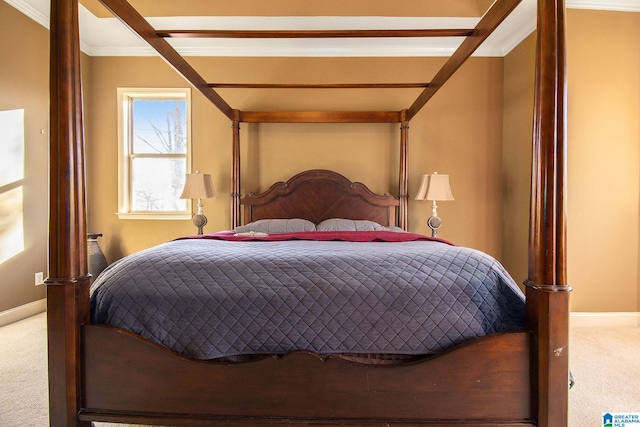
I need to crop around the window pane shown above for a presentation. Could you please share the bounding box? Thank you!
[131,158,187,212]
[132,99,187,154]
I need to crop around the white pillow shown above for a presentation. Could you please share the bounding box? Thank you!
[233,218,316,234]
[316,218,387,232]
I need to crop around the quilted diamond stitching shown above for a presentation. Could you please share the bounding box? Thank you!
[90,239,525,359]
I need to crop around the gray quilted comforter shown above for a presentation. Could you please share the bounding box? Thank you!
[90,231,525,360]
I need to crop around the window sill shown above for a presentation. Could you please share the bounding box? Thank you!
[116,212,192,220]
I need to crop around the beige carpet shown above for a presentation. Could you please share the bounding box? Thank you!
[1,312,638,426]
[568,325,640,426]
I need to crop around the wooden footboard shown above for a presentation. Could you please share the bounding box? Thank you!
[80,325,533,426]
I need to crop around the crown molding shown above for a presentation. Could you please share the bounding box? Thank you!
[5,0,640,58]
[567,0,640,11]
[4,0,49,28]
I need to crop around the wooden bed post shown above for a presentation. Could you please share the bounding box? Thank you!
[526,0,570,425]
[398,111,409,230]
[47,0,91,426]
[231,110,241,229]
[231,110,242,230]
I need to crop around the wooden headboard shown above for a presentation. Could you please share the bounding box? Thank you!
[241,170,399,227]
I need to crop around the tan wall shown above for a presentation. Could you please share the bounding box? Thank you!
[84,56,506,262]
[0,2,48,312]
[502,32,536,287]
[566,9,640,312]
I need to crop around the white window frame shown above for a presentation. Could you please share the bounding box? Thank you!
[117,88,192,220]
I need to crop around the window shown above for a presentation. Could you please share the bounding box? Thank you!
[117,88,192,219]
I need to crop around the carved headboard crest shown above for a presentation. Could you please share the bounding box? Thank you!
[240,169,399,227]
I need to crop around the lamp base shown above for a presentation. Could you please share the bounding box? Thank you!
[427,216,442,238]
[192,214,208,235]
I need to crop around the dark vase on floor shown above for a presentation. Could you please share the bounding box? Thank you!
[87,232,108,283]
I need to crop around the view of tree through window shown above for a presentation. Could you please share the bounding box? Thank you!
[118,88,191,218]
[131,99,187,211]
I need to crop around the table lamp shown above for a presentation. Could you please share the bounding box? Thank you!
[180,171,216,235]
[415,172,454,238]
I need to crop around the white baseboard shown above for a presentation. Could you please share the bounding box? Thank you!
[0,299,47,328]
[570,312,640,328]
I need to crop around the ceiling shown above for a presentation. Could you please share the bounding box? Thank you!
[5,0,640,57]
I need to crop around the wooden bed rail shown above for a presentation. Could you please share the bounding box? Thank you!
[209,83,431,89]
[238,111,403,123]
[156,29,475,39]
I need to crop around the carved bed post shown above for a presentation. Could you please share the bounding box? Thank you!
[526,0,570,425]
[231,110,241,229]
[398,111,409,230]
[47,0,91,425]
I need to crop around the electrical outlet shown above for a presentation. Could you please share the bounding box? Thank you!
[35,272,44,286]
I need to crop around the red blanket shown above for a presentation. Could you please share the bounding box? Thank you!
[178,230,454,245]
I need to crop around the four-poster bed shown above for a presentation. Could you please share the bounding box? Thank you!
[46,0,570,426]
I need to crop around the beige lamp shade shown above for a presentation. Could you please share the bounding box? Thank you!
[415,173,454,201]
[180,171,216,200]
